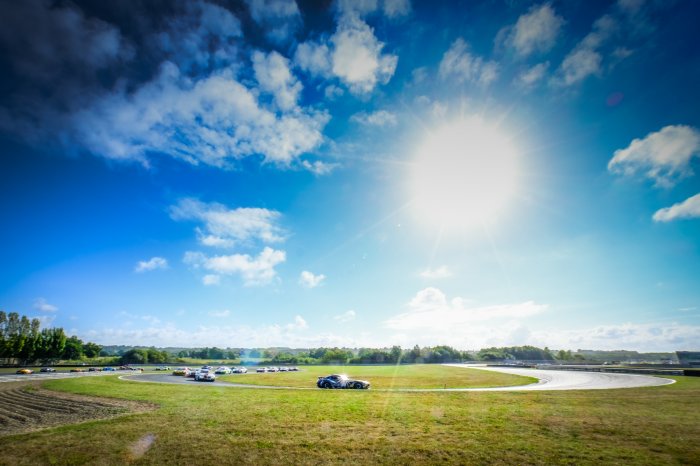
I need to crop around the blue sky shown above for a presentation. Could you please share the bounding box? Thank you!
[1,0,699,351]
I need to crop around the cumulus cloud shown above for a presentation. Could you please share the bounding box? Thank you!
[202,274,221,286]
[245,0,301,43]
[334,310,357,323]
[539,322,700,352]
[294,41,333,77]
[419,266,452,279]
[134,257,168,273]
[252,50,302,111]
[70,63,328,167]
[299,270,326,288]
[301,160,338,176]
[184,247,286,286]
[155,1,242,74]
[385,288,548,333]
[295,14,398,95]
[515,62,549,89]
[351,110,397,127]
[33,298,58,313]
[653,193,700,222]
[331,15,398,94]
[499,3,564,58]
[83,315,320,347]
[336,0,411,18]
[438,38,498,86]
[0,0,132,81]
[608,125,700,187]
[171,198,285,247]
[0,2,328,171]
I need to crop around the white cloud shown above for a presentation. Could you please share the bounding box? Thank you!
[537,322,700,352]
[71,63,328,167]
[294,13,397,95]
[0,0,132,81]
[171,198,285,247]
[653,193,700,222]
[252,50,302,111]
[202,274,221,286]
[245,0,301,43]
[334,310,357,323]
[608,125,700,187]
[336,0,379,17]
[419,266,452,279]
[156,1,242,74]
[382,0,411,18]
[288,315,308,330]
[208,309,231,318]
[294,41,333,77]
[184,247,286,286]
[134,257,168,273]
[500,3,564,58]
[350,110,397,127]
[555,47,602,86]
[82,315,321,347]
[299,270,326,288]
[385,287,547,333]
[515,62,549,89]
[330,14,398,94]
[438,38,498,86]
[33,298,58,313]
[301,160,338,175]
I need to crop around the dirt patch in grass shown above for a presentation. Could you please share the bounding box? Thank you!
[0,380,156,437]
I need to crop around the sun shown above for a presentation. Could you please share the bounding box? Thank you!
[409,117,519,231]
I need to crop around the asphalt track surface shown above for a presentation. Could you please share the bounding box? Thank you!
[119,365,675,391]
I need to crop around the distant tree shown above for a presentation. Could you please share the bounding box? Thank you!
[83,342,102,359]
[62,336,85,360]
[121,348,148,364]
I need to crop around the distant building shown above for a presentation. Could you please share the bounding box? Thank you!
[676,351,700,367]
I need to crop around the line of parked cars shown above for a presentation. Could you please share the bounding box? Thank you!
[255,366,299,373]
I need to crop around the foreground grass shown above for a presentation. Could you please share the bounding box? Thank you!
[0,372,698,465]
[220,364,537,389]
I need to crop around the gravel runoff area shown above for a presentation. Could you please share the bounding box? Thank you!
[121,365,676,391]
[0,379,155,437]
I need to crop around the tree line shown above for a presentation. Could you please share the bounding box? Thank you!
[0,311,102,365]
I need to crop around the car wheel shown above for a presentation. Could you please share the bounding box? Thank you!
[322,381,331,389]
[354,382,363,389]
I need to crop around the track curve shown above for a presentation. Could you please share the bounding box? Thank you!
[120,365,675,392]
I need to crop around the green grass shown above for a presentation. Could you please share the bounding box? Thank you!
[0,368,699,465]
[220,364,537,389]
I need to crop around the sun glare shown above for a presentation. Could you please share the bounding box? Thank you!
[409,117,519,231]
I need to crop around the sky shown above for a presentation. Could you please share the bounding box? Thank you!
[1,0,699,352]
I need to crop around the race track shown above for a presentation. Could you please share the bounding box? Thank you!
[444,364,675,391]
[120,366,675,391]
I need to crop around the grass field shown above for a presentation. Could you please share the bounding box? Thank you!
[0,367,698,465]
[220,364,537,389]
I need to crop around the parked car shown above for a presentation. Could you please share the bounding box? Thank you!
[194,369,216,382]
[278,367,288,372]
[16,369,33,375]
[88,367,102,372]
[289,367,299,372]
[40,367,56,373]
[267,367,278,372]
[317,374,370,389]
[256,367,267,373]
[103,367,116,371]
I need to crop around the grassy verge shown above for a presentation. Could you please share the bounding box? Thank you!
[220,364,537,389]
[0,372,698,464]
